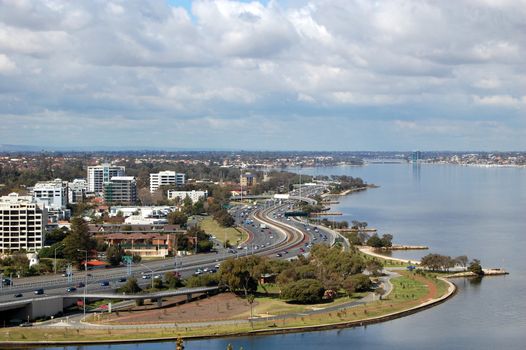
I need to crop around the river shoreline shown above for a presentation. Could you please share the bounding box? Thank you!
[0,269,456,347]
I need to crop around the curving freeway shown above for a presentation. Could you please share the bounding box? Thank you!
[0,185,344,321]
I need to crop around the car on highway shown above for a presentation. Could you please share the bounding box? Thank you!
[76,282,85,288]
[19,322,32,327]
[276,253,282,257]
[118,277,127,282]
[99,281,110,286]
[299,248,305,253]
[66,287,77,292]
[141,274,151,279]
[13,293,23,298]
[62,272,73,277]
[34,288,44,295]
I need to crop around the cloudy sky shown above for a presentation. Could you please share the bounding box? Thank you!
[0,0,525,151]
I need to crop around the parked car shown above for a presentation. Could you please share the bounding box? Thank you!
[34,288,44,295]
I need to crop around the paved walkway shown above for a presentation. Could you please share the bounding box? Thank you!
[37,269,399,330]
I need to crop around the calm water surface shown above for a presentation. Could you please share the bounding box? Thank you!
[42,164,526,350]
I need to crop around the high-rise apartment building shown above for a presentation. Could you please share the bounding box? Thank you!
[87,164,125,193]
[150,171,185,193]
[103,176,137,204]
[0,193,47,253]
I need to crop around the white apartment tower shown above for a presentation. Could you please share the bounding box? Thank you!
[31,178,68,211]
[0,193,47,253]
[87,164,125,193]
[150,171,185,193]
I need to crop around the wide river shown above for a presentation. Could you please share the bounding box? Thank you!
[43,164,526,350]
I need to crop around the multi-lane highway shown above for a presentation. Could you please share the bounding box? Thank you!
[0,186,340,308]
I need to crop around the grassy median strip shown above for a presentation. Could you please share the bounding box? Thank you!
[200,217,247,245]
[0,272,450,343]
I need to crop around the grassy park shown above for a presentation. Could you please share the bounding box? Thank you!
[200,217,247,245]
[0,271,453,344]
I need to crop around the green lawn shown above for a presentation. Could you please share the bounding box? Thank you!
[200,217,247,245]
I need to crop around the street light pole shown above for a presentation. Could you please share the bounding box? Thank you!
[140,264,155,289]
[77,249,88,319]
[54,243,64,275]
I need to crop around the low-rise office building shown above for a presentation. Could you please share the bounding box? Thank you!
[167,190,208,204]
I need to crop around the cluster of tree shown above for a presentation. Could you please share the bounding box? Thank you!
[250,171,314,195]
[212,245,375,304]
[300,203,325,214]
[351,221,368,230]
[0,252,54,277]
[329,175,366,194]
[213,209,235,227]
[420,254,477,273]
[186,226,214,253]
[0,156,85,195]
[167,211,188,226]
[366,234,393,248]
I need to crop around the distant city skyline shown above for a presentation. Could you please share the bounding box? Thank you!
[0,1,525,151]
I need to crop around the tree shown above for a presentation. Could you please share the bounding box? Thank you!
[167,211,188,225]
[45,227,69,245]
[106,245,125,267]
[380,234,393,247]
[344,274,372,292]
[165,272,183,289]
[62,217,96,268]
[468,259,484,276]
[366,234,384,248]
[219,256,266,296]
[420,253,455,272]
[281,279,325,304]
[118,277,142,294]
[455,255,469,269]
[213,209,235,227]
[366,259,384,276]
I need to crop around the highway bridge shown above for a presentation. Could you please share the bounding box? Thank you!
[0,286,220,321]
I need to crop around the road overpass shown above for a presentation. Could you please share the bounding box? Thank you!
[0,286,220,322]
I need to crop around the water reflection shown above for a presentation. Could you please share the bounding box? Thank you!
[412,163,421,183]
